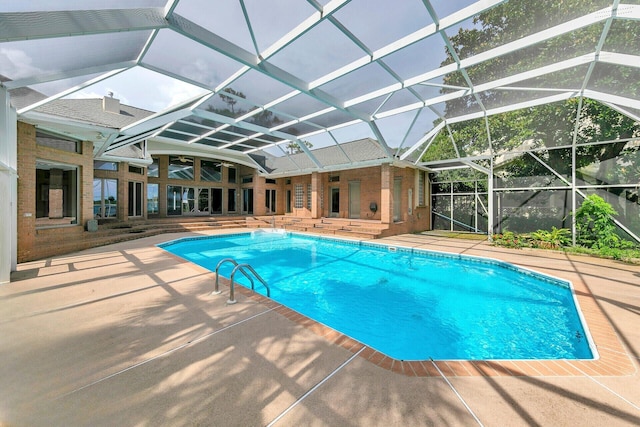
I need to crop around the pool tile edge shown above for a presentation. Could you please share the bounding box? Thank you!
[232,277,637,378]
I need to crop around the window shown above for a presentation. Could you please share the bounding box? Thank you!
[168,156,193,180]
[227,167,237,183]
[129,165,143,174]
[266,178,276,184]
[94,161,118,171]
[128,181,143,217]
[329,175,340,182]
[147,183,159,215]
[294,184,304,209]
[36,162,79,226]
[37,130,80,153]
[93,178,117,219]
[148,157,159,178]
[200,160,222,182]
[227,188,237,212]
[242,175,253,183]
[307,183,312,210]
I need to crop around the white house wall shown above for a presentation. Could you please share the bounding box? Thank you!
[0,86,18,283]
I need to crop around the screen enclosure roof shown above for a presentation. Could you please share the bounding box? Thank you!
[1,0,639,174]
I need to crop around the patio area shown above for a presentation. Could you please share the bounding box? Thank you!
[1,230,639,426]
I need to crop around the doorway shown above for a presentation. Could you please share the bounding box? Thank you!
[211,188,222,214]
[393,178,402,222]
[330,187,340,217]
[348,181,360,219]
[128,181,143,217]
[242,188,254,214]
[266,189,276,213]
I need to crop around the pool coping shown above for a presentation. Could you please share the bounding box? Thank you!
[162,232,636,378]
[233,282,636,378]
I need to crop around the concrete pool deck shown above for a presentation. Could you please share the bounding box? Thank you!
[2,229,639,426]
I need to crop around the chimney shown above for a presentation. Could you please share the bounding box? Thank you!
[102,93,120,114]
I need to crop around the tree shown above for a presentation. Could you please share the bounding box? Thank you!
[286,140,313,155]
[218,88,245,115]
[428,0,640,236]
[433,0,639,162]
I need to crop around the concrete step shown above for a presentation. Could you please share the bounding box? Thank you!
[29,215,389,261]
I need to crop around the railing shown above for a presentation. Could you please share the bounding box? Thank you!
[212,258,250,295]
[432,211,483,233]
[227,263,270,304]
[211,258,270,304]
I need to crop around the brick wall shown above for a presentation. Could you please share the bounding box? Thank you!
[17,122,94,262]
[271,165,430,229]
[16,122,36,261]
[16,126,431,262]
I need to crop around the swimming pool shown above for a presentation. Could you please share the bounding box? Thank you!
[159,231,595,361]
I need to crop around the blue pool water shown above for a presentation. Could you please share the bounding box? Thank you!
[159,231,594,361]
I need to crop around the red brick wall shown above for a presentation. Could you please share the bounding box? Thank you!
[16,122,36,261]
[17,122,94,262]
[16,125,431,261]
[271,165,430,232]
[313,165,430,231]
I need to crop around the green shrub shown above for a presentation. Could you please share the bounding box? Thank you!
[530,227,571,250]
[574,195,620,249]
[492,231,530,248]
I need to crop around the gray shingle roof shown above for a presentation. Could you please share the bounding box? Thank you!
[34,98,153,129]
[252,138,390,175]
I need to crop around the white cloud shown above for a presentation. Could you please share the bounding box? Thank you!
[156,79,209,112]
[66,67,208,112]
[0,47,44,80]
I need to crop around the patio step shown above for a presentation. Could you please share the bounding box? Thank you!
[248,216,388,239]
[26,217,248,261]
[25,215,390,262]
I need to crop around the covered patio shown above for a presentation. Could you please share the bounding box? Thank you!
[2,231,639,425]
[2,0,640,281]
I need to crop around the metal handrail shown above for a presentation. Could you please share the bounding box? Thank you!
[432,211,482,233]
[227,263,270,304]
[211,258,270,304]
[211,258,254,295]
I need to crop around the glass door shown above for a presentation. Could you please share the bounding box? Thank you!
[128,181,143,217]
[242,188,254,214]
[182,187,196,213]
[197,188,209,213]
[147,183,159,215]
[211,188,223,214]
[266,189,276,213]
[167,185,182,216]
[330,187,340,217]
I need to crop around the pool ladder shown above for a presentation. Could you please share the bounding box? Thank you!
[211,258,270,304]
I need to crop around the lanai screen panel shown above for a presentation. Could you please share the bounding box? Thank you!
[0,0,639,168]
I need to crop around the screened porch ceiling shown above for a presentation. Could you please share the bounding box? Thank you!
[1,0,639,174]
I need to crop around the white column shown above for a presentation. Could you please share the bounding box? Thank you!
[0,86,18,283]
[487,156,494,240]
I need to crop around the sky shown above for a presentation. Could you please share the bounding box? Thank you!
[0,0,490,152]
